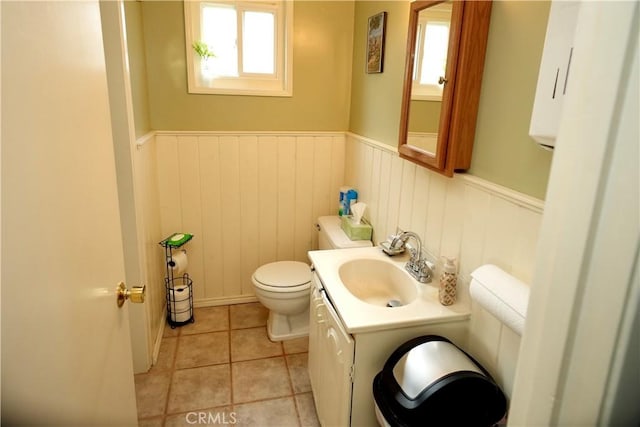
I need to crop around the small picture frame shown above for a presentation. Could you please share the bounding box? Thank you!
[366,11,387,74]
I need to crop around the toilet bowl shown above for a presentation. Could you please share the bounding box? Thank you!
[252,261,312,341]
[252,216,373,341]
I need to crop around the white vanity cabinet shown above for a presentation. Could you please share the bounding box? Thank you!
[308,274,354,427]
[308,272,469,426]
[530,1,580,148]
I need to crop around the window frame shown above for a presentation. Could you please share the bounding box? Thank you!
[184,0,293,97]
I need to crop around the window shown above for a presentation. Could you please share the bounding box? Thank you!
[184,1,293,96]
[412,4,452,101]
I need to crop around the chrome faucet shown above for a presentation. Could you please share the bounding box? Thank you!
[381,231,433,283]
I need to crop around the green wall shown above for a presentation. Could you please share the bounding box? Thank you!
[349,1,409,144]
[126,0,553,199]
[138,1,354,131]
[409,100,440,133]
[349,0,552,199]
[469,1,552,199]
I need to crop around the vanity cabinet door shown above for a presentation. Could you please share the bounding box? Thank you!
[308,274,355,426]
[319,299,355,427]
[308,280,325,399]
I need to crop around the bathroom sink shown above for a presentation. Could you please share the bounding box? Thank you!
[338,259,418,307]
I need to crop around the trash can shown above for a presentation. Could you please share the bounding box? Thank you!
[373,335,507,427]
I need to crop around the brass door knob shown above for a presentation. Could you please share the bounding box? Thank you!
[116,282,146,308]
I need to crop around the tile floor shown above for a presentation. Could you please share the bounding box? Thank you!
[134,303,320,427]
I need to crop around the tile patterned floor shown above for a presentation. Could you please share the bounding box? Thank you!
[135,303,320,427]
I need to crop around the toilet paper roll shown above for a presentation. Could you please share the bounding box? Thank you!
[169,284,191,322]
[169,284,190,302]
[169,250,188,275]
[171,307,191,323]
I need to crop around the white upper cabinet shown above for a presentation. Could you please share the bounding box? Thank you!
[530,1,580,149]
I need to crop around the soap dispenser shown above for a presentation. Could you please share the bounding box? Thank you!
[439,257,457,306]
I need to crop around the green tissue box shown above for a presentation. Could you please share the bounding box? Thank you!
[341,215,373,241]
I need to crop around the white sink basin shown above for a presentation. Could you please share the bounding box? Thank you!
[338,259,418,307]
[308,247,470,333]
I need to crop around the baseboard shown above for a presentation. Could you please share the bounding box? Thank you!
[193,295,259,308]
[151,307,166,368]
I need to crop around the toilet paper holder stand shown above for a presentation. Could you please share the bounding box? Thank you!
[160,233,195,328]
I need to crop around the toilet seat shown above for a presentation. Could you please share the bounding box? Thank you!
[252,261,311,293]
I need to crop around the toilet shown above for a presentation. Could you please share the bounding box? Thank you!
[252,216,372,341]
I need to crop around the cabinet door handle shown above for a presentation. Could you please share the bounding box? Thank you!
[326,328,342,357]
[563,47,573,95]
[314,303,326,323]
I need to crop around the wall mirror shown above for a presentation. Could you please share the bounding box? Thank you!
[398,1,492,176]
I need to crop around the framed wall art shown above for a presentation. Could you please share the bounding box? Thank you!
[366,11,387,73]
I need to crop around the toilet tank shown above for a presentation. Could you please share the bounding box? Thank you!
[317,216,373,250]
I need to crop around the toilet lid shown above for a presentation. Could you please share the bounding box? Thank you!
[253,261,311,288]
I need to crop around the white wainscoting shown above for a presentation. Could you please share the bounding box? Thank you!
[154,131,346,306]
[345,132,544,398]
[133,132,166,364]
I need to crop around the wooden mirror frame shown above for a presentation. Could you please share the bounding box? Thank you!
[398,0,492,177]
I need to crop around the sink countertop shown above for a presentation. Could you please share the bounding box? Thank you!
[308,246,470,334]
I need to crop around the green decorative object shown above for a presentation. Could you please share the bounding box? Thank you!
[192,41,215,60]
[341,216,373,241]
[161,233,193,248]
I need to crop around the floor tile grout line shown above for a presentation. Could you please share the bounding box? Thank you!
[282,352,303,427]
[231,390,312,406]
[160,324,180,423]
[149,323,180,426]
[233,392,298,407]
[227,305,235,407]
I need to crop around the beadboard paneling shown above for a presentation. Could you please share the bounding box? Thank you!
[344,133,543,295]
[133,132,165,364]
[345,133,544,398]
[155,132,346,305]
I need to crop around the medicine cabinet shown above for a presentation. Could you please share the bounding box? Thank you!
[398,1,492,176]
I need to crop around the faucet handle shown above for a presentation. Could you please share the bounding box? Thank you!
[425,260,436,272]
[406,258,433,283]
[380,234,406,256]
[380,240,405,256]
[389,233,405,249]
[420,264,433,283]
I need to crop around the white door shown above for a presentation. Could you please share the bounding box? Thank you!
[2,1,138,425]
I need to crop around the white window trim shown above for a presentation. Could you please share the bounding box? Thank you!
[184,1,293,97]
